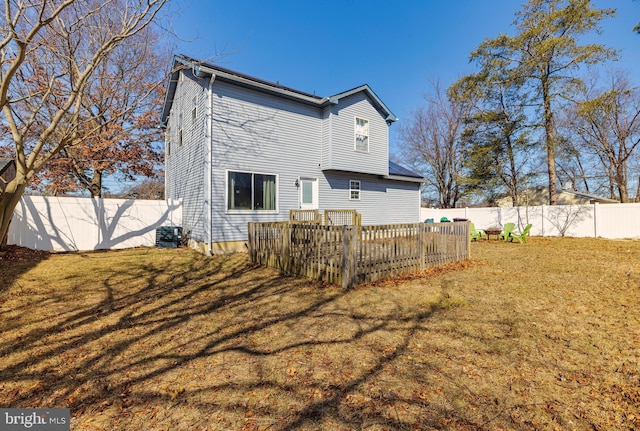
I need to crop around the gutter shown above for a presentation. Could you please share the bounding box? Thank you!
[381,174,425,184]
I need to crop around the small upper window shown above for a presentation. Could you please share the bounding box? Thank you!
[355,117,369,152]
[349,180,361,200]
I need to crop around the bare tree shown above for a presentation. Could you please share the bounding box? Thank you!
[399,81,469,208]
[545,204,592,236]
[114,178,165,200]
[0,0,171,247]
[35,24,169,198]
[567,73,640,202]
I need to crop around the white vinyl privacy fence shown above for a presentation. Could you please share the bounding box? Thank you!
[421,203,640,239]
[8,196,182,251]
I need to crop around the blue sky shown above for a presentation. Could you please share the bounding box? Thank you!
[168,0,640,154]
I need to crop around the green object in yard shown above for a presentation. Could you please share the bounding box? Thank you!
[510,224,532,244]
[470,223,487,241]
[499,223,515,241]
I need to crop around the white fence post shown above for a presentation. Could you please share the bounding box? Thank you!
[593,202,599,238]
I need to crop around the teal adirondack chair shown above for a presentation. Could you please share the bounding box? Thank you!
[509,224,532,244]
[470,223,487,241]
[499,223,515,241]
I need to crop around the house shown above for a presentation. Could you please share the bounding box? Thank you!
[161,55,424,254]
[497,185,619,207]
[0,158,16,194]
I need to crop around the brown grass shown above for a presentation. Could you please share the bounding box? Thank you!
[0,237,639,430]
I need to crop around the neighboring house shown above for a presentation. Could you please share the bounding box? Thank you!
[161,55,424,253]
[0,158,16,194]
[497,185,619,207]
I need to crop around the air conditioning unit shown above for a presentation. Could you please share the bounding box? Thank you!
[155,226,183,248]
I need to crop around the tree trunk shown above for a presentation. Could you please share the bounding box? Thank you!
[613,159,628,202]
[542,77,557,205]
[617,183,629,203]
[505,132,519,206]
[0,179,27,251]
[89,170,103,198]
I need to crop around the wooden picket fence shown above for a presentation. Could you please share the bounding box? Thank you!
[247,221,470,288]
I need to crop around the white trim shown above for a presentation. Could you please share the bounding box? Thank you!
[225,169,279,214]
[354,117,370,153]
[299,177,319,210]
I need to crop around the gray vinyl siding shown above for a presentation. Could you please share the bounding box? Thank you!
[165,68,419,246]
[320,108,330,170]
[320,171,420,225]
[164,70,209,241]
[209,80,324,243]
[324,92,389,176]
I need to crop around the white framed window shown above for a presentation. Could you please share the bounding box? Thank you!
[355,117,369,152]
[227,170,278,212]
[349,180,361,200]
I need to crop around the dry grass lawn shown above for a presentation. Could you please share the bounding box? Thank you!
[0,237,639,430]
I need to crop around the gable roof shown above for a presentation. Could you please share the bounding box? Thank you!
[559,188,619,204]
[329,85,399,124]
[161,54,398,126]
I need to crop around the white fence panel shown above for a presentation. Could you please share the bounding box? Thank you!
[596,203,640,239]
[421,203,640,240]
[542,205,594,238]
[8,196,182,251]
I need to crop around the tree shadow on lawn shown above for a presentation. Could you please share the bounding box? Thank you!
[0,245,50,297]
[0,250,497,430]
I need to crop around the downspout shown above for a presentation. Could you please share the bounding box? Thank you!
[327,109,333,170]
[206,74,216,255]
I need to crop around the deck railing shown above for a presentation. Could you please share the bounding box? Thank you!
[289,209,362,227]
[289,209,321,223]
[324,209,361,227]
[247,221,470,288]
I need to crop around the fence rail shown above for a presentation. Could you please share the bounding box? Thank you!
[248,221,470,288]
